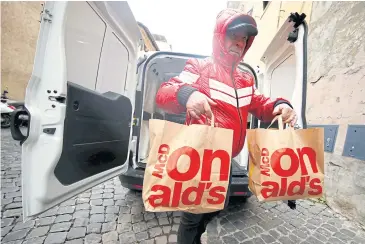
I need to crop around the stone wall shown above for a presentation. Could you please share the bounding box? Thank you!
[1,1,43,101]
[307,1,365,226]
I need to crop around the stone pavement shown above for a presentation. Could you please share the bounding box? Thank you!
[1,129,365,244]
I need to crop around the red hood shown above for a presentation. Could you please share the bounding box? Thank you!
[212,9,257,68]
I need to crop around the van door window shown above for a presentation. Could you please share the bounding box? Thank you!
[270,54,296,100]
[65,2,106,90]
[95,29,130,94]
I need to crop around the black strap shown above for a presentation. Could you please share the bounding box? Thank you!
[289,12,306,28]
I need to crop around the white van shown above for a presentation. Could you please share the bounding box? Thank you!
[152,34,172,51]
[10,1,309,221]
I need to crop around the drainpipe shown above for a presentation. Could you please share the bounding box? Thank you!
[277,1,283,29]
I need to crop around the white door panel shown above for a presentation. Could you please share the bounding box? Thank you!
[65,1,106,90]
[270,54,296,100]
[19,1,141,221]
[259,13,307,129]
[95,29,129,94]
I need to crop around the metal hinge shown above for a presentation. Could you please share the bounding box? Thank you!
[133,118,140,127]
[128,118,140,128]
[293,124,301,130]
[39,3,44,23]
[40,8,53,23]
[48,95,66,104]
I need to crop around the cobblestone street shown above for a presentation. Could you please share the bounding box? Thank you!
[1,129,365,244]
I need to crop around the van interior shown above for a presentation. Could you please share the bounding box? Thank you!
[134,54,255,176]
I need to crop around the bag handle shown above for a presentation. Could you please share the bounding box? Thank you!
[267,115,295,131]
[208,113,215,127]
[186,112,215,127]
[268,115,284,130]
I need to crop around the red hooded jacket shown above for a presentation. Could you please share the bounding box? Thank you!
[155,9,291,158]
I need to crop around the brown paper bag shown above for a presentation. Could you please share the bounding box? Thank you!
[142,116,233,213]
[247,115,324,202]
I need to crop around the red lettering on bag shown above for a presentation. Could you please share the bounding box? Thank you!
[260,148,270,177]
[181,183,205,205]
[158,144,170,154]
[158,154,168,163]
[279,177,287,196]
[171,182,183,207]
[270,147,318,177]
[148,184,171,207]
[166,147,230,182]
[148,144,230,208]
[259,147,322,199]
[287,176,306,196]
[167,146,200,181]
[148,182,227,207]
[261,181,279,198]
[297,147,318,175]
[201,149,230,181]
[152,144,170,179]
[270,148,299,177]
[152,164,165,179]
[308,178,322,195]
[261,176,322,198]
[207,186,226,205]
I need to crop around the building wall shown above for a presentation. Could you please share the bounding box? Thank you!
[1,1,43,101]
[229,1,365,226]
[306,1,365,225]
[243,1,313,67]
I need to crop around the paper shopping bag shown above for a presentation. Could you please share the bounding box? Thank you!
[247,115,324,202]
[142,117,233,213]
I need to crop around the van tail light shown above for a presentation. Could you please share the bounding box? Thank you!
[233,192,248,196]
[133,184,143,189]
[8,105,16,110]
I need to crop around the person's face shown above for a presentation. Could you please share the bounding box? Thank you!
[224,32,248,57]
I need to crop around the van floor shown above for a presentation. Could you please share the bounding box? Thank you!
[231,160,248,176]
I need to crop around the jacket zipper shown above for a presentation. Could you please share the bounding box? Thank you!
[230,68,244,154]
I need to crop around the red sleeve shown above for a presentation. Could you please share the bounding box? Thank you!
[155,59,201,114]
[248,86,292,123]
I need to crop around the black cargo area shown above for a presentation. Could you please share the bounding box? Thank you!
[133,54,253,176]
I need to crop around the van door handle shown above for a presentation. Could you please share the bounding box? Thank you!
[10,107,29,145]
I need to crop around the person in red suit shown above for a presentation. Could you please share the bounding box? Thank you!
[155,8,297,244]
